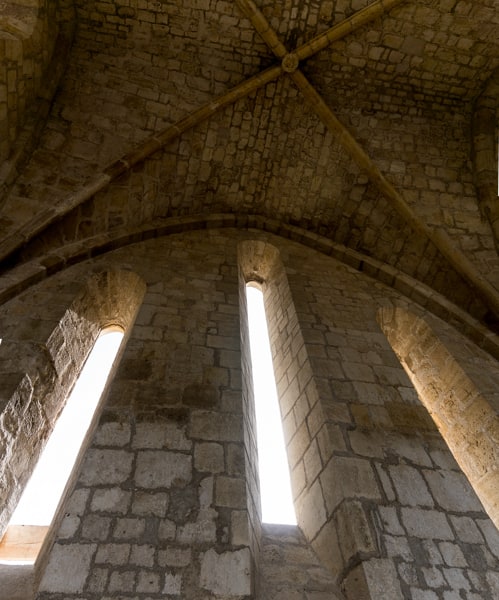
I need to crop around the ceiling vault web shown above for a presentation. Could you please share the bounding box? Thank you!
[0,0,403,270]
[1,0,499,320]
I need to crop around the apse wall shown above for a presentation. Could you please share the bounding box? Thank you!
[0,229,497,600]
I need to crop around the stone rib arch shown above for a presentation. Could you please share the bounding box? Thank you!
[0,269,146,537]
[378,305,499,529]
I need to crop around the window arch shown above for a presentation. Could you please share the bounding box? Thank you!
[0,327,124,563]
[378,305,499,528]
[238,240,345,574]
[0,269,146,556]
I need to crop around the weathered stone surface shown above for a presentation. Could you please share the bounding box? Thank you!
[200,548,252,596]
[39,543,96,593]
[2,1,499,590]
[134,450,192,489]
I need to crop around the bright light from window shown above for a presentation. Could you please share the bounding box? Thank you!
[9,330,124,527]
[246,284,296,525]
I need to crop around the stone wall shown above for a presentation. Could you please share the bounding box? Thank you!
[0,229,497,599]
[0,0,60,163]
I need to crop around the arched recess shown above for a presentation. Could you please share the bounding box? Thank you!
[238,240,370,586]
[472,67,499,250]
[0,269,146,537]
[378,305,499,529]
[237,241,283,567]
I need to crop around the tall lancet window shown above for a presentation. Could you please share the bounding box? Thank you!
[246,283,296,525]
[0,328,124,564]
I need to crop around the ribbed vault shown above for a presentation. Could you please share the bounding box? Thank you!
[1,0,499,335]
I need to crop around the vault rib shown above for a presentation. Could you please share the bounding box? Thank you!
[295,0,406,61]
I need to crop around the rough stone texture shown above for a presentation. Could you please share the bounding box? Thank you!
[1,1,499,599]
[0,230,496,600]
[258,523,344,599]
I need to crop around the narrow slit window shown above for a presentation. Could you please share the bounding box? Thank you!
[246,283,296,525]
[0,328,124,564]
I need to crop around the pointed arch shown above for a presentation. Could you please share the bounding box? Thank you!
[378,305,499,528]
[238,240,344,575]
[0,269,146,538]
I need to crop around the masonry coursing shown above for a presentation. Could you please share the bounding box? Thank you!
[1,0,499,598]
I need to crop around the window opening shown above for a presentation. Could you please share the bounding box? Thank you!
[246,283,296,525]
[0,328,124,564]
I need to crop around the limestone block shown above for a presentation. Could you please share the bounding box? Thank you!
[486,572,499,596]
[94,422,130,447]
[401,508,454,540]
[58,514,80,538]
[95,543,131,565]
[335,500,378,561]
[349,430,384,458]
[87,567,108,594]
[158,546,192,567]
[130,544,155,567]
[79,448,133,485]
[158,518,176,541]
[422,540,444,565]
[132,422,169,448]
[199,475,214,508]
[231,509,250,546]
[295,479,327,540]
[190,409,243,441]
[423,470,484,513]
[321,456,381,515]
[312,520,345,577]
[163,571,182,595]
[442,567,471,590]
[91,486,131,514]
[108,569,135,592]
[81,514,112,541]
[39,543,96,593]
[132,490,169,516]
[226,442,245,476]
[113,517,146,540]
[363,558,404,600]
[137,570,160,593]
[57,487,90,538]
[449,515,484,544]
[378,506,405,535]
[422,566,447,588]
[384,534,413,561]
[194,441,224,472]
[438,542,467,568]
[477,519,499,560]
[176,508,217,544]
[135,450,192,488]
[215,475,246,508]
[200,548,251,596]
[303,438,323,484]
[389,464,434,507]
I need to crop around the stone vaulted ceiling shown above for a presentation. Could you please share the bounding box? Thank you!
[1,0,499,333]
